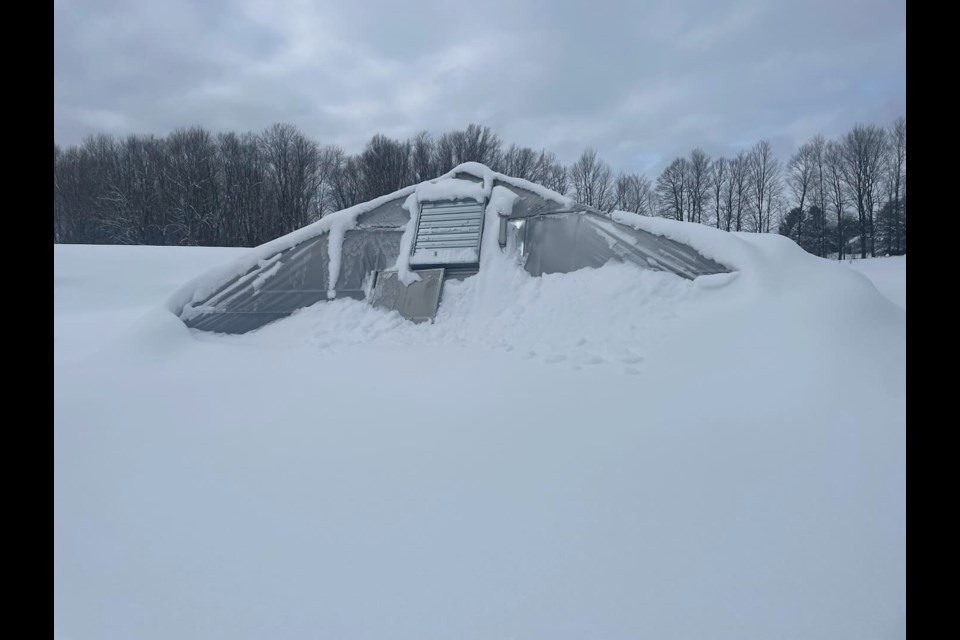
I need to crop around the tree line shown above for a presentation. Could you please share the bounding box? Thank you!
[54,118,904,258]
[648,117,905,259]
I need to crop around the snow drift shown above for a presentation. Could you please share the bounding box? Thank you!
[54,228,905,639]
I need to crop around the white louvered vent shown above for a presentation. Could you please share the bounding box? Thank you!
[409,200,485,267]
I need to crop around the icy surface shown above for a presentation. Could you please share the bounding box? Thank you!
[55,234,905,640]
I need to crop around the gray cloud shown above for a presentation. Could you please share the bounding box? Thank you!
[54,0,905,176]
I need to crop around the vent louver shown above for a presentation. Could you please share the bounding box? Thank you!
[410,200,485,268]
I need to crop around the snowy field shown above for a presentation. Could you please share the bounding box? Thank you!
[845,255,906,310]
[54,241,906,640]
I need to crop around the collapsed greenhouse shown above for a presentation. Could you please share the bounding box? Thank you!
[171,162,732,334]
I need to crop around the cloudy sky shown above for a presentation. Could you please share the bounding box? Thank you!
[54,0,905,176]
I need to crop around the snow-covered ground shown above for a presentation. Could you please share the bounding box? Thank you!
[845,255,906,310]
[54,238,906,640]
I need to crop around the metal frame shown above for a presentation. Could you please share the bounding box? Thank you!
[410,198,487,269]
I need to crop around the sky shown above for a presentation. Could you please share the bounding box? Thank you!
[54,0,905,176]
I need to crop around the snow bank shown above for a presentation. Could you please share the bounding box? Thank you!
[611,211,902,311]
[846,255,906,310]
[54,244,247,366]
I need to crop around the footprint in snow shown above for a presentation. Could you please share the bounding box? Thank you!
[574,353,605,365]
[521,351,537,360]
[623,366,643,376]
[618,352,646,364]
[543,354,568,364]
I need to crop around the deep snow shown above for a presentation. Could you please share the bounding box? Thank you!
[845,255,906,310]
[54,240,905,640]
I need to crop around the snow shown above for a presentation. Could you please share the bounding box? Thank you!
[396,193,424,284]
[415,177,487,203]
[251,261,281,292]
[409,246,480,266]
[54,244,248,366]
[55,232,905,640]
[325,220,348,299]
[845,255,906,310]
[488,184,519,218]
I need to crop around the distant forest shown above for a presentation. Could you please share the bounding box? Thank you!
[54,117,904,259]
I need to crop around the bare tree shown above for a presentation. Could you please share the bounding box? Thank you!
[260,123,324,239]
[768,185,787,235]
[710,157,728,229]
[719,152,749,232]
[786,140,815,247]
[570,148,614,210]
[55,143,107,243]
[410,131,436,183]
[330,153,364,211]
[54,144,62,241]
[840,123,887,257]
[883,117,906,255]
[359,133,411,200]
[532,150,558,185]
[686,148,711,223]
[435,123,503,172]
[98,134,171,245]
[218,132,266,246]
[747,140,781,233]
[825,141,847,259]
[166,127,220,245]
[809,134,828,256]
[543,159,569,196]
[500,144,539,180]
[614,172,653,215]
[313,144,341,220]
[498,145,561,185]
[656,157,688,221]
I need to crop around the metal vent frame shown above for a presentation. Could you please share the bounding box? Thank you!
[410,199,486,269]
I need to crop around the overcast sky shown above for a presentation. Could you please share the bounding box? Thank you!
[54,0,905,176]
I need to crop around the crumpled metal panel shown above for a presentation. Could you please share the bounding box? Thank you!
[520,212,730,280]
[368,268,445,323]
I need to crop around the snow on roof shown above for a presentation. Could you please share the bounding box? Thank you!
[167,163,574,315]
[415,178,487,204]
